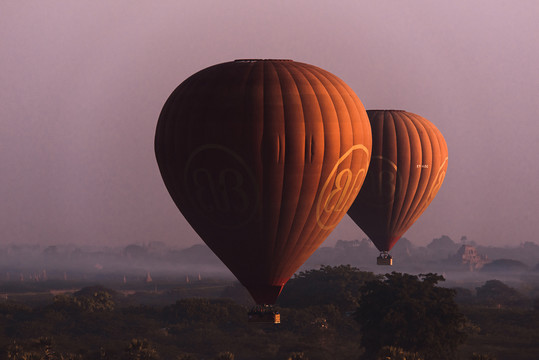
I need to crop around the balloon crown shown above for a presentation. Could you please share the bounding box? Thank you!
[234,59,293,62]
[368,109,407,112]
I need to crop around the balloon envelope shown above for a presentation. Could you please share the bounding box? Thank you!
[347,110,448,252]
[155,60,371,304]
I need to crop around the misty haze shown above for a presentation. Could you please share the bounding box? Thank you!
[2,236,539,288]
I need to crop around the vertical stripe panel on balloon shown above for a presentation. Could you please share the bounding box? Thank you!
[278,64,339,278]
[269,63,305,280]
[388,112,411,244]
[286,66,343,268]
[261,62,286,281]
[392,114,423,242]
[398,113,433,234]
[275,63,326,281]
[378,111,398,247]
[410,115,444,220]
[305,68,367,256]
[277,64,330,278]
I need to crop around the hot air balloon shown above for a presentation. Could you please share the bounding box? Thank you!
[347,110,448,265]
[155,60,372,309]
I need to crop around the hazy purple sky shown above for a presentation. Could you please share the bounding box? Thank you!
[1,1,538,249]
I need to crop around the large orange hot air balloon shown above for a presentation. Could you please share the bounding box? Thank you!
[155,60,371,304]
[347,110,448,265]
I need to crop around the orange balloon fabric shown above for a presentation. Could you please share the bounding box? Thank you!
[347,110,448,252]
[155,60,372,304]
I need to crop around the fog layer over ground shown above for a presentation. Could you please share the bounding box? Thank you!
[2,237,538,292]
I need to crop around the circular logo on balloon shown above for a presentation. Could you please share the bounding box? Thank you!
[316,144,370,230]
[412,157,448,216]
[427,157,448,202]
[183,145,259,229]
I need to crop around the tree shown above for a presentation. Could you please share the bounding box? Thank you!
[6,341,33,360]
[5,337,81,360]
[354,272,467,360]
[214,352,234,360]
[481,259,528,273]
[377,346,423,360]
[288,352,308,360]
[452,287,474,305]
[52,285,116,313]
[125,338,159,360]
[475,280,527,308]
[162,298,243,326]
[74,285,116,312]
[176,354,198,360]
[426,235,458,254]
[471,353,497,360]
[278,265,380,311]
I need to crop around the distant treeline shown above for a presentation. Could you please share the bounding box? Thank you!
[2,237,539,282]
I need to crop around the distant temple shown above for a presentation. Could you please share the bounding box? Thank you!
[453,245,489,270]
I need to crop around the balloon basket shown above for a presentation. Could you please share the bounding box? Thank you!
[248,305,280,324]
[377,252,393,266]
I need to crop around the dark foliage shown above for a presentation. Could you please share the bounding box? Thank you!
[459,306,539,360]
[475,280,529,308]
[278,265,380,311]
[452,287,474,305]
[163,298,244,326]
[354,272,467,360]
[1,273,538,359]
[52,285,116,313]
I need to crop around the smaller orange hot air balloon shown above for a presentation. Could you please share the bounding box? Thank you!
[347,110,448,265]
